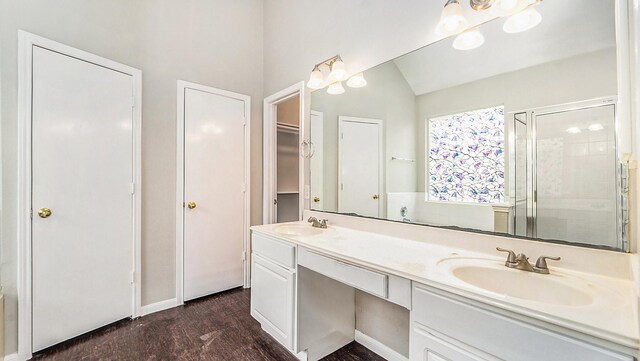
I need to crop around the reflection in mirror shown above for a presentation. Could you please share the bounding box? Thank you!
[310,0,627,251]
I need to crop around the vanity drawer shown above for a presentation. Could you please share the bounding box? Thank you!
[252,232,296,269]
[412,283,633,361]
[298,247,388,298]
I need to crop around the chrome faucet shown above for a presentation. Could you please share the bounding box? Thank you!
[496,247,560,274]
[308,217,328,229]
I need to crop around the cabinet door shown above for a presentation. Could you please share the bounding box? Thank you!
[250,254,295,350]
[411,323,492,361]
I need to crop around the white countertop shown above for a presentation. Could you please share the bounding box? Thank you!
[251,221,640,350]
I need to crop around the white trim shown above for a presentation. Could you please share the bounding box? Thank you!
[337,116,384,217]
[354,330,408,361]
[3,353,18,361]
[175,80,252,306]
[263,82,307,225]
[17,31,142,360]
[140,298,179,317]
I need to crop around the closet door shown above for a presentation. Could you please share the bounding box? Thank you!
[182,87,247,301]
[32,46,134,351]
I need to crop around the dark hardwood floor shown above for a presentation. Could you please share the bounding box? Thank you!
[32,288,385,361]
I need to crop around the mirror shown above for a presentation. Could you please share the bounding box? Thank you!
[310,0,628,251]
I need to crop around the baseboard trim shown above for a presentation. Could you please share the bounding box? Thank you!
[140,298,178,317]
[354,330,408,361]
[4,352,18,361]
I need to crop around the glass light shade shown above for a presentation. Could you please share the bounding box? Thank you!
[346,72,367,88]
[503,7,542,33]
[326,82,345,95]
[436,0,469,36]
[329,60,349,81]
[453,29,485,50]
[494,0,536,16]
[307,68,324,89]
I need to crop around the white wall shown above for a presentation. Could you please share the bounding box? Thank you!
[0,0,264,355]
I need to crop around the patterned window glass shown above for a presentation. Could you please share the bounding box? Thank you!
[427,106,505,203]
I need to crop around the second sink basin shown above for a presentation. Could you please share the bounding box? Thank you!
[439,258,598,307]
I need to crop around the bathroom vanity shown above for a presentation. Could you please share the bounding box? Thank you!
[250,218,639,361]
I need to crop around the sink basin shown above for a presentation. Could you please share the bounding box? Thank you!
[440,258,596,307]
[273,224,325,237]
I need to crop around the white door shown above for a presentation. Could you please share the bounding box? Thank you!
[310,111,324,210]
[32,46,134,351]
[338,116,382,217]
[183,86,246,301]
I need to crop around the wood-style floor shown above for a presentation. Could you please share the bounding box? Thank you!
[32,288,385,361]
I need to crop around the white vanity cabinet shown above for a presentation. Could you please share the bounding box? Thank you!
[250,234,297,351]
[410,283,634,361]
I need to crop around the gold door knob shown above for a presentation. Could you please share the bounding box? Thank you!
[373,194,379,200]
[187,201,197,209]
[38,208,52,218]
[313,197,320,203]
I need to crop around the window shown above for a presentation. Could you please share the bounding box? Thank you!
[427,106,505,204]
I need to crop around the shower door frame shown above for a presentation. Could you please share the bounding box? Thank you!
[512,97,627,251]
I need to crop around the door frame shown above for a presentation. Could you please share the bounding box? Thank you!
[337,116,384,217]
[17,31,143,360]
[175,80,251,305]
[263,82,307,224]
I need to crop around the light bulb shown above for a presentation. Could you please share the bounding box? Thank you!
[453,28,485,50]
[327,82,345,95]
[503,7,542,33]
[588,124,604,131]
[329,59,349,82]
[436,0,469,36]
[307,68,324,89]
[494,0,536,16]
[566,127,581,134]
[346,72,367,88]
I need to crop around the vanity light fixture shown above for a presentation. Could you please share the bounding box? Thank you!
[503,5,542,33]
[588,124,604,131]
[307,66,324,89]
[346,72,367,88]
[453,28,485,50]
[326,81,346,95]
[307,54,367,93]
[436,0,469,36]
[566,127,581,134]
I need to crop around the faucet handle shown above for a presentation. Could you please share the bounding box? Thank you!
[534,256,561,274]
[496,247,517,265]
[319,219,328,228]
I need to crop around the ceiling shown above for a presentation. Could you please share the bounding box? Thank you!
[393,0,616,96]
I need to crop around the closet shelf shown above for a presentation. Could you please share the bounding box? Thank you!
[277,190,300,195]
[277,122,300,134]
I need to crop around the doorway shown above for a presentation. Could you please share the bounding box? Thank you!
[17,32,142,357]
[263,82,306,224]
[338,116,383,218]
[176,81,251,303]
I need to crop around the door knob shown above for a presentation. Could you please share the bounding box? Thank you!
[373,194,379,200]
[187,201,197,209]
[38,208,52,218]
[313,197,320,203]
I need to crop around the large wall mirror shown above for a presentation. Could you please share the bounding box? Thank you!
[309,0,631,251]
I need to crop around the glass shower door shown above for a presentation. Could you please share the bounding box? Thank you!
[533,104,618,248]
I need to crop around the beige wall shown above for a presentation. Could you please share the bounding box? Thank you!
[0,0,264,355]
[311,61,418,214]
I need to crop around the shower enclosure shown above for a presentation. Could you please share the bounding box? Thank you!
[510,98,628,251]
